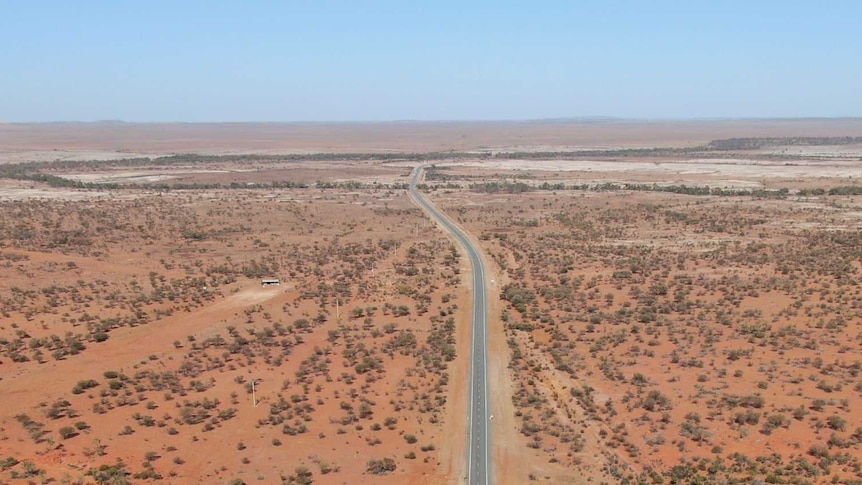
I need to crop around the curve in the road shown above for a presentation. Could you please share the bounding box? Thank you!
[409,166,490,485]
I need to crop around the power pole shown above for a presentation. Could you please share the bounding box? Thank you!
[252,379,258,407]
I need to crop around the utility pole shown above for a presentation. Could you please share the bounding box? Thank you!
[252,379,258,407]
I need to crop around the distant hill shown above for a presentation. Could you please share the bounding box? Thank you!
[527,116,627,124]
[709,136,862,150]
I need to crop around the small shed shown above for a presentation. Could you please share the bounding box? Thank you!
[261,278,281,287]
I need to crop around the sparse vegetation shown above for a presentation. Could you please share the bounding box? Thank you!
[4,130,862,484]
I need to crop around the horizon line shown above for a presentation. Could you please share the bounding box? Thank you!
[3,116,862,125]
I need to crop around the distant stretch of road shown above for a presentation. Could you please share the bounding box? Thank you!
[409,166,490,485]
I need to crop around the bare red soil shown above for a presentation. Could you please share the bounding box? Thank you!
[3,119,862,155]
[428,161,862,484]
[0,184,468,484]
[2,121,862,484]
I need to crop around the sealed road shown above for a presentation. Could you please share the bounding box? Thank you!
[409,166,490,485]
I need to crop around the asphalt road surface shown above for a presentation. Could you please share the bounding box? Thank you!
[409,166,490,485]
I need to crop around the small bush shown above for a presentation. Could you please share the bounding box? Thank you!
[366,458,396,475]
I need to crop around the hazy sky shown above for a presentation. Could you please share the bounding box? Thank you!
[2,1,860,122]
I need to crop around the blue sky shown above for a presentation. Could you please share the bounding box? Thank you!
[1,1,860,121]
